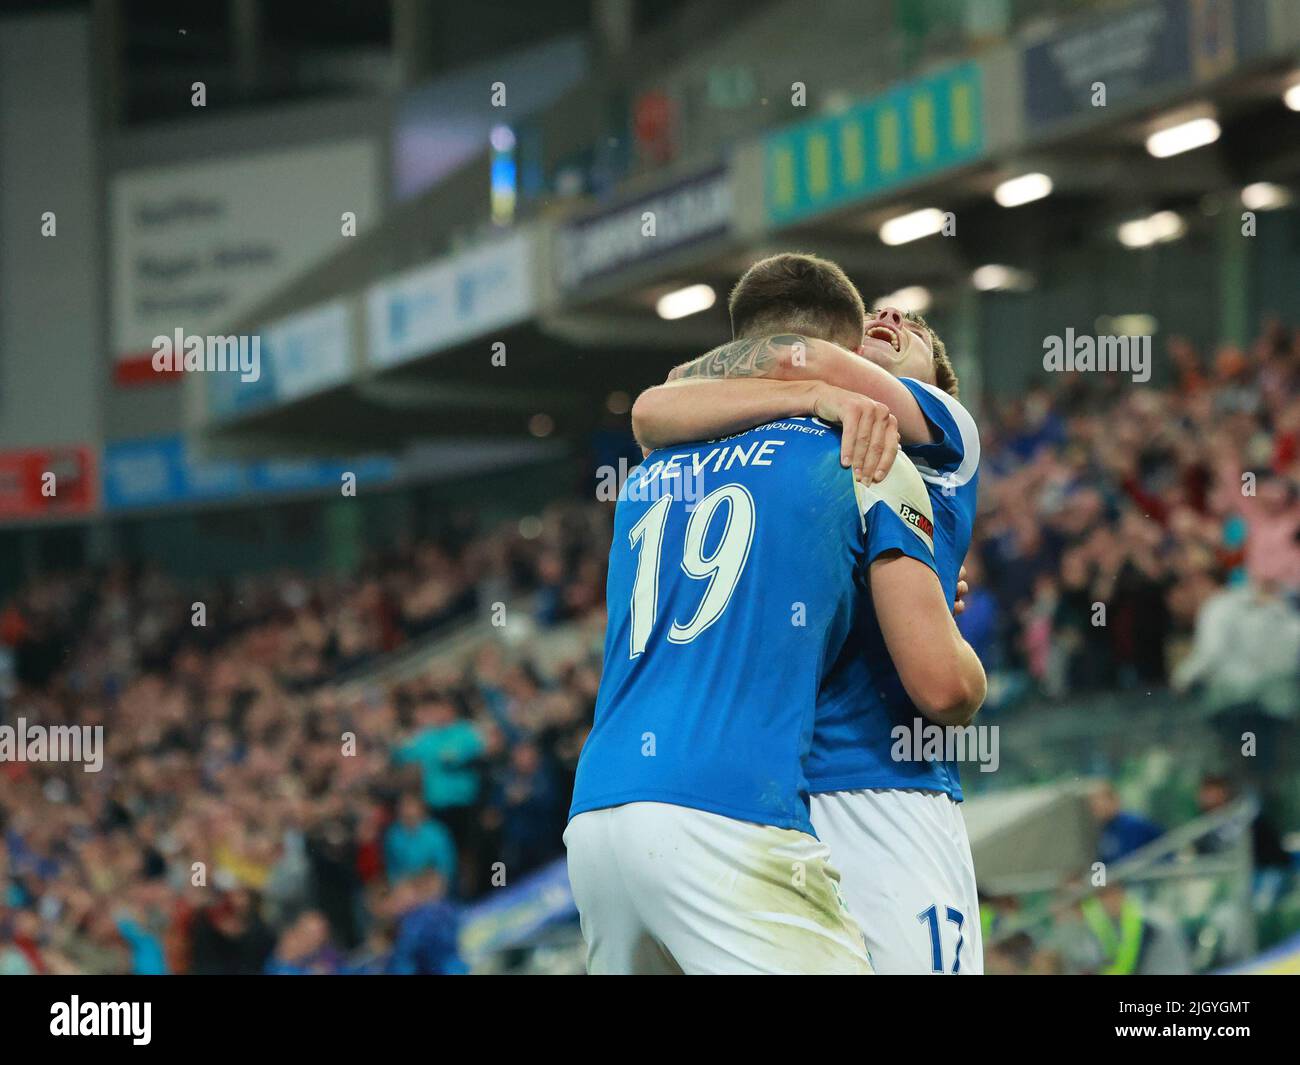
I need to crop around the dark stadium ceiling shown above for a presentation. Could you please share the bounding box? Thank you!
[0,0,700,124]
[150,3,1300,455]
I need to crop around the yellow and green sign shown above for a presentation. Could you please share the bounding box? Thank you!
[765,62,984,226]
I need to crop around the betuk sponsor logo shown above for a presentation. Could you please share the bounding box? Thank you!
[1042,328,1151,383]
[891,717,1000,773]
[151,327,261,382]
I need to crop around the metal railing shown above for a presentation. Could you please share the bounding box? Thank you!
[987,796,1260,972]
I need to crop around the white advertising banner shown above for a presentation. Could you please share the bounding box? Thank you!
[367,230,534,369]
[111,139,378,385]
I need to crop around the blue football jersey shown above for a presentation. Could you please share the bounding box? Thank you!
[805,378,981,800]
[570,418,937,835]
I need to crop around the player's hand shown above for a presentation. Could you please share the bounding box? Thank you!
[810,383,899,483]
[954,564,969,615]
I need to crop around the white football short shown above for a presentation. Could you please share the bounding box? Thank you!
[810,788,983,974]
[564,801,873,975]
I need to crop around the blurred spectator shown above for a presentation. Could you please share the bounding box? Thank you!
[265,910,343,976]
[386,873,466,975]
[1195,774,1290,873]
[493,741,565,878]
[189,886,275,976]
[980,891,1059,975]
[384,794,456,884]
[115,904,169,976]
[1076,883,1191,975]
[1172,578,1300,722]
[1213,469,1300,593]
[1089,784,1164,866]
[393,696,489,819]
[954,552,999,669]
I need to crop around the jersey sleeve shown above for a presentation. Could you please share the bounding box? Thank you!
[899,377,981,486]
[854,451,938,575]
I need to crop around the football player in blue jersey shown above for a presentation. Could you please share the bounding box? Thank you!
[633,254,985,974]
[566,253,985,974]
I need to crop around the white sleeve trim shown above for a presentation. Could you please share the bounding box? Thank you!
[905,378,981,488]
[854,451,935,557]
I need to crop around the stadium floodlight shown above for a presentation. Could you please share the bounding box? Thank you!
[1117,210,1186,248]
[1144,210,1186,242]
[993,172,1052,208]
[490,123,517,226]
[878,208,946,246]
[1098,313,1158,336]
[1145,116,1220,158]
[1285,81,1300,111]
[1118,216,1152,247]
[656,284,716,320]
[972,264,1034,292]
[1241,182,1292,211]
[490,125,516,152]
[873,286,931,314]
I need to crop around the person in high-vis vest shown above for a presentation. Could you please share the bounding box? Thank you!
[1080,884,1145,975]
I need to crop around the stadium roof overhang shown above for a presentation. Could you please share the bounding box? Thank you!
[192,163,759,457]
[191,13,1300,459]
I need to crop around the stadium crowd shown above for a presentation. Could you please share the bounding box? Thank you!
[964,318,1300,717]
[1,322,1297,974]
[0,504,611,974]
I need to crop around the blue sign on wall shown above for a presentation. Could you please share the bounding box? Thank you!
[1022,0,1269,129]
[103,435,396,512]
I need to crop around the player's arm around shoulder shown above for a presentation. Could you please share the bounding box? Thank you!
[633,334,825,452]
[861,455,987,727]
[632,376,819,451]
[653,334,933,447]
[633,376,902,485]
